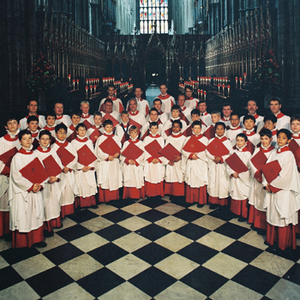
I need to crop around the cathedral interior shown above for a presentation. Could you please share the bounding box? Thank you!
[0,0,300,299]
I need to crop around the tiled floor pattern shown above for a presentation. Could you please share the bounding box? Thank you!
[1,197,300,300]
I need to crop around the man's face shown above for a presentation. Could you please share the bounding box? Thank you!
[247,101,258,115]
[177,96,185,107]
[222,106,232,118]
[54,103,64,116]
[129,100,137,112]
[80,103,90,114]
[27,101,38,114]
[160,85,167,95]
[198,102,207,113]
[105,102,113,113]
[269,100,281,114]
[149,111,158,122]
[108,87,115,97]
[185,89,192,98]
[134,88,143,99]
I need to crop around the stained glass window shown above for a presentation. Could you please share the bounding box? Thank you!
[139,0,168,34]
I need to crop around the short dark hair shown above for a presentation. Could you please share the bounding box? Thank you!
[159,83,167,88]
[76,123,87,131]
[27,99,38,106]
[230,111,240,118]
[171,105,181,112]
[172,119,182,128]
[259,128,272,139]
[185,86,192,92]
[27,115,39,124]
[45,111,56,119]
[236,132,248,142]
[18,129,31,141]
[104,99,113,105]
[192,120,202,128]
[103,119,113,127]
[277,128,291,140]
[215,122,225,130]
[291,114,300,123]
[191,109,200,116]
[263,114,277,124]
[94,111,102,117]
[153,98,162,105]
[149,122,158,128]
[149,108,159,114]
[70,111,81,118]
[243,115,256,124]
[222,103,232,109]
[5,115,19,125]
[107,84,115,90]
[269,96,281,105]
[55,123,67,133]
[39,130,51,139]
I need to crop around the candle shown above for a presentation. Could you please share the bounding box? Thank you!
[76,79,79,90]
[94,85,97,93]
[197,89,200,99]
[218,83,221,93]
[204,91,207,101]
[235,77,238,87]
[227,85,230,97]
[239,77,243,89]
[222,84,225,95]
[90,85,93,95]
[243,72,247,83]
[72,79,75,90]
[85,86,88,98]
[68,74,71,84]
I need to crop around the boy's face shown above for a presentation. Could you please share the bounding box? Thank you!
[150,125,159,135]
[211,114,221,124]
[104,124,113,133]
[104,102,113,113]
[80,103,90,114]
[260,135,272,148]
[185,89,193,98]
[134,88,143,98]
[54,103,64,116]
[94,115,102,126]
[215,124,225,137]
[236,136,246,148]
[46,116,56,127]
[39,134,50,148]
[269,100,281,114]
[230,115,240,127]
[244,119,255,130]
[76,126,86,137]
[192,125,202,135]
[291,120,300,133]
[149,111,158,122]
[71,115,81,125]
[277,132,290,147]
[153,101,162,111]
[5,119,19,133]
[171,109,180,119]
[121,114,129,123]
[20,134,32,149]
[56,128,67,141]
[198,102,207,113]
[28,121,38,132]
[108,87,115,96]
[160,85,167,95]
[264,120,276,131]
[177,96,185,107]
[129,100,137,112]
[191,114,200,122]
[130,130,138,139]
[222,106,232,118]
[27,101,38,114]
[172,123,181,134]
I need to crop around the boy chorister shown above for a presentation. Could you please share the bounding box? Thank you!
[140,108,163,140]
[226,113,243,146]
[242,115,260,154]
[197,100,212,128]
[183,109,206,137]
[27,116,40,150]
[99,85,124,114]
[164,120,186,198]
[95,120,122,202]
[177,93,192,125]
[261,114,277,147]
[143,122,166,198]
[0,116,20,239]
[182,121,208,207]
[9,130,47,248]
[71,123,97,208]
[43,112,57,144]
[263,129,300,250]
[52,123,78,218]
[157,83,175,114]
[115,111,130,144]
[87,111,103,145]
[36,130,63,236]
[248,129,274,234]
[226,133,251,222]
[204,111,221,140]
[120,126,145,200]
[206,122,232,209]
[67,112,82,142]
[152,98,169,124]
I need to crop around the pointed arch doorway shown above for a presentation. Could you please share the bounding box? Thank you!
[145,48,166,85]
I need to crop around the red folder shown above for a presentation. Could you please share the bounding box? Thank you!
[204,126,215,140]
[246,141,255,154]
[251,150,267,172]
[89,129,102,144]
[183,136,206,153]
[99,137,121,156]
[57,146,76,167]
[159,143,181,162]
[164,127,173,137]
[83,119,92,129]
[145,140,162,158]
[121,142,143,160]
[102,114,119,128]
[0,147,18,167]
[66,131,77,143]
[261,160,282,193]
[225,153,248,174]
[183,126,193,137]
[129,118,142,131]
[43,155,62,177]
[19,157,49,184]
[289,139,300,164]
[77,144,97,166]
[206,138,229,157]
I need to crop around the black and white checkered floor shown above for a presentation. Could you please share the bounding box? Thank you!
[1,197,300,300]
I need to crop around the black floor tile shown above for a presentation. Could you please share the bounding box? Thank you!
[260,297,273,300]
[232,265,280,295]
[42,243,84,265]
[132,243,173,265]
[140,198,168,208]
[77,267,125,297]
[208,206,235,221]
[56,224,92,241]
[129,267,176,297]
[101,210,133,223]
[26,266,73,297]
[173,209,204,222]
[88,243,128,265]
[222,241,263,263]
[0,247,40,265]
[106,199,135,208]
[178,242,218,265]
[283,264,300,286]
[137,210,169,223]
[67,210,99,223]
[214,222,250,239]
[181,266,228,296]
[136,224,170,241]
[265,245,300,262]
[170,196,193,207]
[175,223,210,241]
[0,266,23,290]
[96,224,131,241]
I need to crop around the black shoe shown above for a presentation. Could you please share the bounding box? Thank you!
[43,230,54,237]
[56,223,63,229]
[238,216,247,222]
[256,229,266,236]
[250,225,258,231]
[209,204,219,209]
[4,233,12,242]
[90,204,98,209]
[32,242,47,248]
[197,204,204,208]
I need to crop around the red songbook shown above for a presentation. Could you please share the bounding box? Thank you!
[0,147,18,167]
[19,157,49,184]
[206,138,229,157]
[83,119,92,129]
[145,140,162,158]
[57,146,75,166]
[183,126,193,137]
[99,137,120,156]
[77,144,97,166]
[159,143,181,162]
[121,142,143,160]
[251,150,267,172]
[289,139,300,164]
[225,153,248,174]
[204,126,215,140]
[129,118,142,131]
[246,141,255,154]
[43,155,62,177]
[89,129,102,144]
[261,160,282,193]
[164,127,173,137]
[183,136,206,153]
[66,131,77,143]
[102,114,119,128]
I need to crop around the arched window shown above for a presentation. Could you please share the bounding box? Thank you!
[139,0,168,34]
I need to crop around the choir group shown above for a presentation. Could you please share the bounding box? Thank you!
[1,83,300,252]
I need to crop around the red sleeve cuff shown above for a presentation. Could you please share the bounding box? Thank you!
[188,154,193,159]
[125,158,130,165]
[134,160,139,167]
[90,167,95,171]
[1,166,10,176]
[147,157,153,163]
[27,185,34,192]
[220,157,224,163]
